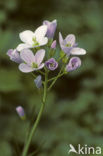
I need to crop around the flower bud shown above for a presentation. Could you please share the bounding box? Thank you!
[7,49,22,63]
[34,75,42,89]
[43,20,57,38]
[45,58,58,71]
[66,57,81,72]
[51,40,56,49]
[16,106,26,120]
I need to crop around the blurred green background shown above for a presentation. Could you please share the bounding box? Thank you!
[0,0,103,155]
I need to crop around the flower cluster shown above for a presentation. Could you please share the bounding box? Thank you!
[7,19,86,89]
[7,20,86,155]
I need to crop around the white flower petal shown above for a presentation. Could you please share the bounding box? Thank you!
[20,49,35,65]
[34,25,47,41]
[43,20,50,25]
[19,30,34,44]
[70,48,86,55]
[38,37,48,46]
[35,49,45,65]
[19,63,34,73]
[66,34,75,46]
[16,43,32,51]
[37,63,44,70]
[59,32,64,43]
[52,19,57,23]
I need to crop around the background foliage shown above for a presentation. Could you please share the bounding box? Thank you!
[0,0,103,155]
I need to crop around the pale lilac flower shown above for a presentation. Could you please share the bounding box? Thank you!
[45,58,58,71]
[43,20,57,38]
[7,49,22,63]
[34,75,42,88]
[16,106,25,119]
[51,40,56,49]
[17,25,48,51]
[59,32,86,56]
[19,49,45,73]
[59,32,76,55]
[66,57,81,72]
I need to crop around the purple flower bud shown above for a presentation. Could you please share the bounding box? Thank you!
[51,40,56,49]
[7,49,22,63]
[16,106,25,120]
[66,57,81,72]
[34,75,42,89]
[43,20,57,38]
[45,58,58,71]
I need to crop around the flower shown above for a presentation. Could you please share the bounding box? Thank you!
[19,49,45,73]
[16,106,25,120]
[66,57,81,72]
[45,58,58,71]
[59,32,86,56]
[16,25,48,51]
[59,32,76,55]
[51,40,56,49]
[34,75,42,88]
[7,49,22,63]
[43,20,57,38]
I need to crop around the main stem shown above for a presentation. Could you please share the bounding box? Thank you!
[22,72,48,156]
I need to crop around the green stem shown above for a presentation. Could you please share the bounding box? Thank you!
[31,72,36,78]
[57,53,66,62]
[38,70,45,75]
[48,73,64,82]
[48,71,64,91]
[22,71,48,156]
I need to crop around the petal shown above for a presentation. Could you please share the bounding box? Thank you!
[16,43,32,51]
[65,34,75,46]
[19,30,34,44]
[37,63,44,70]
[59,32,64,44]
[20,49,35,65]
[52,19,57,24]
[7,49,22,63]
[43,20,50,25]
[34,25,47,41]
[35,49,45,65]
[19,63,34,73]
[38,37,48,46]
[7,49,13,57]
[70,48,86,55]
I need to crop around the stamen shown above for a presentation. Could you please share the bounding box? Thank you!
[32,62,38,68]
[66,42,71,47]
[32,37,39,46]
[50,63,54,67]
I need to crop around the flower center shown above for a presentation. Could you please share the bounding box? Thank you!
[71,61,76,68]
[50,63,54,67]
[32,62,38,68]
[32,37,39,46]
[66,42,71,47]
